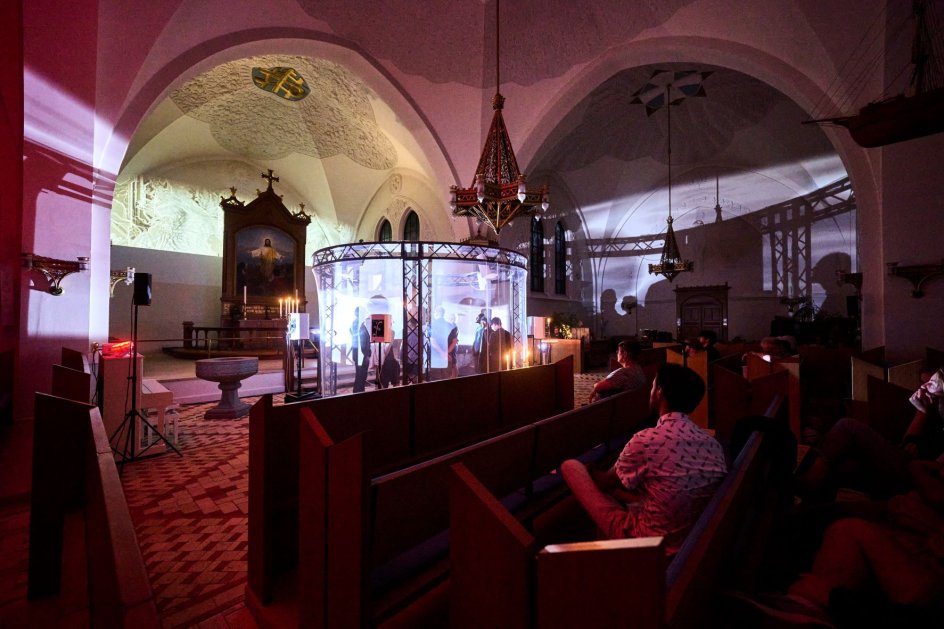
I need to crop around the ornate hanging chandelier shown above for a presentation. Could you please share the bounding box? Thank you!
[450,0,548,235]
[648,85,694,282]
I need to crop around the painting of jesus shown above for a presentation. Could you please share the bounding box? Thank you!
[236,226,296,297]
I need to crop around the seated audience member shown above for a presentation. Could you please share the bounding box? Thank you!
[588,341,647,403]
[732,458,944,627]
[562,363,727,555]
[697,329,722,363]
[795,367,944,501]
[743,336,795,364]
[682,337,702,358]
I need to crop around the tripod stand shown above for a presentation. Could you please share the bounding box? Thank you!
[110,303,182,467]
[285,337,320,402]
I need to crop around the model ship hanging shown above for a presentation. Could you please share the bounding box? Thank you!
[450,0,549,236]
[632,69,713,281]
[807,0,944,147]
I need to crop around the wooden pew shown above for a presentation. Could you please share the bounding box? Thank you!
[711,361,789,444]
[300,413,536,628]
[865,376,916,444]
[449,431,775,629]
[743,353,801,439]
[51,363,92,403]
[292,385,650,629]
[247,359,575,618]
[27,393,159,627]
[61,346,89,372]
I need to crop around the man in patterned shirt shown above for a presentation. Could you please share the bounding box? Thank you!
[587,341,648,404]
[562,363,727,555]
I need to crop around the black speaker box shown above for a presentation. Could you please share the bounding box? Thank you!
[133,273,152,306]
[846,295,860,318]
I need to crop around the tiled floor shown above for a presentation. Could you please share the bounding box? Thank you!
[0,370,605,628]
[121,401,259,627]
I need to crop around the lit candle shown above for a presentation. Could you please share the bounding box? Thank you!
[243,285,247,305]
[279,298,283,318]
[506,352,510,371]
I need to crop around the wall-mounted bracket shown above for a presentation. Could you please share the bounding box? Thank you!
[110,267,135,298]
[887,261,944,298]
[22,253,90,295]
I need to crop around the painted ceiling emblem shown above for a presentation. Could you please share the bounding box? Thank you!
[251,67,310,101]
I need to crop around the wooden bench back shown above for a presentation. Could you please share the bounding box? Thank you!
[499,361,565,426]
[665,432,767,629]
[370,424,537,569]
[28,393,158,627]
[413,371,500,457]
[249,360,574,616]
[84,404,159,628]
[61,346,89,372]
[449,431,772,629]
[532,402,611,478]
[247,396,300,604]
[712,364,789,443]
[51,363,92,403]
[608,385,652,438]
[449,462,538,629]
[310,386,413,474]
[799,345,854,399]
[866,376,915,443]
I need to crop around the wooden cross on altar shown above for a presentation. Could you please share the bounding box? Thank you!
[261,169,280,190]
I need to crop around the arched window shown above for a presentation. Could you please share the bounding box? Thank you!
[378,218,392,242]
[403,211,420,241]
[554,221,566,295]
[530,217,544,292]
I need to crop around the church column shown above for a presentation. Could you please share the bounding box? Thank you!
[19,0,100,418]
[0,1,24,417]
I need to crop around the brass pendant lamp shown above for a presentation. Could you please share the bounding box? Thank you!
[450,0,549,235]
[649,86,694,282]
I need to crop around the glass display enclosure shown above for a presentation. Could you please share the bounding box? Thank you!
[312,241,529,397]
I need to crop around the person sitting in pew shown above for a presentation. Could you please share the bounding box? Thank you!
[795,366,944,501]
[731,458,944,628]
[697,329,722,363]
[743,336,795,364]
[587,340,647,404]
[562,363,727,555]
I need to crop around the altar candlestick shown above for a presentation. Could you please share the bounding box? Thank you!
[243,286,247,306]
[279,299,283,318]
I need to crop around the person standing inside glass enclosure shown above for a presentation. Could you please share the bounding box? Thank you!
[352,312,371,393]
[472,312,488,373]
[430,306,452,380]
[487,316,513,371]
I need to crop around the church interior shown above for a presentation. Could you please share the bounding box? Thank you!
[3,0,944,627]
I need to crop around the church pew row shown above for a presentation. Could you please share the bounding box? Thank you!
[51,363,93,404]
[292,384,652,629]
[449,430,777,629]
[27,393,159,628]
[864,375,918,444]
[711,360,789,444]
[247,359,574,609]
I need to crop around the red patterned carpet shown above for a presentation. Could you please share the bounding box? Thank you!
[119,397,267,628]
